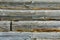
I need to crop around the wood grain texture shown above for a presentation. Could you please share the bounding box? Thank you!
[0,32,59,40]
[12,21,60,32]
[0,21,10,32]
[0,2,60,10]
[0,10,60,21]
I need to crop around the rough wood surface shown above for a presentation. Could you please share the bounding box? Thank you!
[12,21,60,32]
[0,32,59,40]
[0,21,10,32]
[0,2,60,10]
[0,10,60,21]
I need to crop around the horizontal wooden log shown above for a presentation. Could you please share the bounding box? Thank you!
[0,21,10,32]
[0,32,59,40]
[12,21,60,32]
[0,32,31,40]
[0,10,60,20]
[0,2,60,10]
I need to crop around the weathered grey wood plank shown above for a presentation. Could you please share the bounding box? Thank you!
[32,32,60,40]
[12,21,60,32]
[0,32,59,40]
[0,2,60,10]
[0,21,10,32]
[0,10,60,20]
